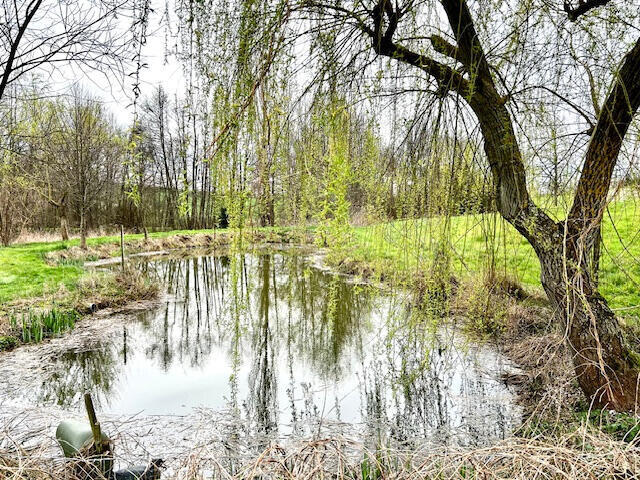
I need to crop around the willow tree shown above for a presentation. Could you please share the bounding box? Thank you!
[290,0,640,411]
[186,0,640,409]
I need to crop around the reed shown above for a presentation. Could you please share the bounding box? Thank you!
[18,308,78,344]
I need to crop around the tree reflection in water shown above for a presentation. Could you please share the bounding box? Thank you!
[32,251,520,449]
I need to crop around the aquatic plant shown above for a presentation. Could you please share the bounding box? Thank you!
[18,308,78,344]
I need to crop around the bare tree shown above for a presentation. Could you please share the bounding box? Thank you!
[50,92,123,248]
[0,87,34,244]
[0,0,131,103]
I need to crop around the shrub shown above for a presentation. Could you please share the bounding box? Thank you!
[0,335,18,351]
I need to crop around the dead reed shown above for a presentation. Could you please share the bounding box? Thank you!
[1,426,639,479]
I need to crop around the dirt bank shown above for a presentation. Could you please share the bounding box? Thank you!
[44,229,311,265]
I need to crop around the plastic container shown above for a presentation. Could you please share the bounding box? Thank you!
[56,420,113,478]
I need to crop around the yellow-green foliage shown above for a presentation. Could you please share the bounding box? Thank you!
[315,102,354,251]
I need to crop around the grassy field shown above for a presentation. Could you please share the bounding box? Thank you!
[1,199,639,321]
[348,198,640,320]
[0,242,83,303]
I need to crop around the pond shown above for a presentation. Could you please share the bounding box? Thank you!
[1,250,521,451]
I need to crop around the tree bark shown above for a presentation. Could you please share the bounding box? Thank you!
[466,55,639,409]
[58,194,70,241]
[80,209,87,250]
[60,213,70,241]
[538,242,639,410]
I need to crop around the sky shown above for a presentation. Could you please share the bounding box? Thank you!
[51,0,184,128]
[110,5,183,127]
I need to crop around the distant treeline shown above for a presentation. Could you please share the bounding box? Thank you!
[1,87,495,246]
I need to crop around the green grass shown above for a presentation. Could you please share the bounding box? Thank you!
[0,226,295,305]
[0,229,219,304]
[0,242,83,304]
[348,198,640,321]
[12,308,79,343]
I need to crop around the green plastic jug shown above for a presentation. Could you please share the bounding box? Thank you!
[56,419,113,477]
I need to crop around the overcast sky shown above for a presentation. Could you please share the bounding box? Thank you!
[71,1,183,128]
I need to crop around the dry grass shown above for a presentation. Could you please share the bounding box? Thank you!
[1,427,639,479]
[14,228,121,245]
[74,267,159,312]
[501,315,583,422]
[44,229,309,265]
[450,273,584,422]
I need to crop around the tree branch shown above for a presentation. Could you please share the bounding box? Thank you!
[439,0,492,83]
[569,37,640,231]
[367,0,470,96]
[0,0,43,102]
[563,0,612,21]
[429,34,467,67]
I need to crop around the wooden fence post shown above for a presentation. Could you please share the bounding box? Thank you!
[120,224,125,271]
[84,393,102,454]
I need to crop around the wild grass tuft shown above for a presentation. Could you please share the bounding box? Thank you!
[16,308,78,344]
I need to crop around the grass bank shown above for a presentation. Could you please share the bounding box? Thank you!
[340,198,640,324]
[0,227,306,350]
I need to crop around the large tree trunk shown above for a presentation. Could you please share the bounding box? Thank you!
[537,237,639,410]
[60,213,69,241]
[471,77,640,411]
[473,89,640,409]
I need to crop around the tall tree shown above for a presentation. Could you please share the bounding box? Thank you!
[292,0,640,410]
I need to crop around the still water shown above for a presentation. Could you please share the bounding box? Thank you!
[29,251,520,448]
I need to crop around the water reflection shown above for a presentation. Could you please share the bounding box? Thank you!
[31,251,519,448]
